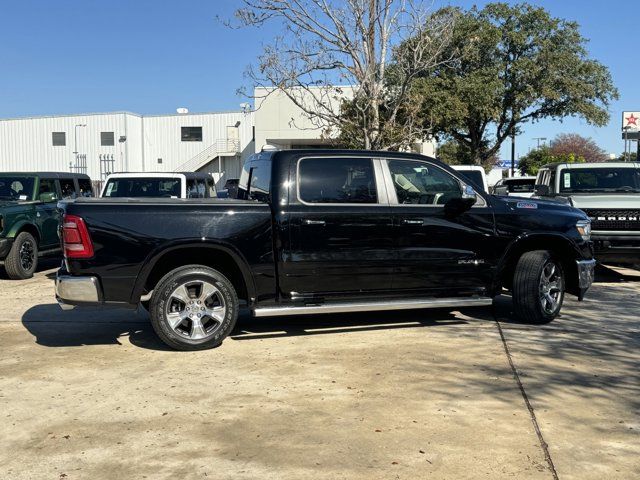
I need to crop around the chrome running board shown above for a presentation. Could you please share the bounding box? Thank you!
[253,297,493,317]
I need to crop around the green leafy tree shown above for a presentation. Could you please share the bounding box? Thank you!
[518,146,585,175]
[407,2,618,165]
[616,152,637,162]
[436,139,498,171]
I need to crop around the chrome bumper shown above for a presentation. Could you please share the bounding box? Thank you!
[55,274,100,310]
[576,259,596,296]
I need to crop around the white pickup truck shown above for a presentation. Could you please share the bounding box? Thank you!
[100,172,215,199]
[535,161,640,265]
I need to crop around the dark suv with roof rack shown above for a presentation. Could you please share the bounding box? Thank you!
[0,172,92,279]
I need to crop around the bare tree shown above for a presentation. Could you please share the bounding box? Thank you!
[232,0,456,150]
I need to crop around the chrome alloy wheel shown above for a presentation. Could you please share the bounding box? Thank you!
[19,240,35,271]
[539,261,563,315]
[165,280,226,340]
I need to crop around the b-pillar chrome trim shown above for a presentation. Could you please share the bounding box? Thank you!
[253,296,493,317]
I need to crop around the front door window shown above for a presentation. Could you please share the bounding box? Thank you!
[387,160,461,205]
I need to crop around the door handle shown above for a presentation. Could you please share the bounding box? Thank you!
[402,219,424,225]
[304,219,326,226]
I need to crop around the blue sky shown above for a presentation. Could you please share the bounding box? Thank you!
[0,0,636,159]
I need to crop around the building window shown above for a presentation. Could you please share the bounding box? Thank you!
[52,132,66,146]
[181,126,202,142]
[101,132,115,146]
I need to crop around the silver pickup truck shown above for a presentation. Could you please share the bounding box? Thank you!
[535,161,640,265]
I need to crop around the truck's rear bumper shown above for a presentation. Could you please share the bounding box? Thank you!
[55,273,101,310]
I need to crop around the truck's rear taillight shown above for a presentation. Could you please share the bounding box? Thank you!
[62,214,94,258]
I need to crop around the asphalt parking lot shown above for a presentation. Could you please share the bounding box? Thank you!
[0,261,638,480]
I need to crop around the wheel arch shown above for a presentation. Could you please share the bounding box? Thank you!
[497,233,582,296]
[132,241,256,304]
[9,221,41,244]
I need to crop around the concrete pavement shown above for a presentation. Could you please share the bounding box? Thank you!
[0,262,638,479]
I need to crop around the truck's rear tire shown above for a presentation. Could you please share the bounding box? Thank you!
[4,232,38,280]
[149,265,238,351]
[512,250,564,324]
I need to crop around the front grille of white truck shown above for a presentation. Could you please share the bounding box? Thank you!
[583,209,640,231]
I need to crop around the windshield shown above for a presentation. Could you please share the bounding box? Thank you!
[0,176,36,201]
[560,168,640,193]
[455,170,485,191]
[505,178,535,193]
[103,177,182,198]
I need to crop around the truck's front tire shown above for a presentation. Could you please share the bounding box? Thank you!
[149,265,239,351]
[512,250,564,324]
[4,232,38,280]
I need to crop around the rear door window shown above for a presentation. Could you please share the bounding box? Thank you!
[78,179,93,197]
[60,178,76,199]
[103,178,182,197]
[298,157,378,204]
[38,179,59,202]
[187,179,206,198]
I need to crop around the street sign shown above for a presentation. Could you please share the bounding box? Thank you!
[622,111,640,131]
[621,131,640,140]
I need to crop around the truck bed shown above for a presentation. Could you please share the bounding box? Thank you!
[60,197,274,305]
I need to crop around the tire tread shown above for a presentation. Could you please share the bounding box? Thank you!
[4,231,38,280]
[512,250,561,324]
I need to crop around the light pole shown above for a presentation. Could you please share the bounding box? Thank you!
[623,126,631,161]
[533,137,547,149]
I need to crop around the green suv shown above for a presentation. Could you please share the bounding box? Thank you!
[0,172,93,279]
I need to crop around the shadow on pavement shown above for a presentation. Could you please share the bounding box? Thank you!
[21,303,470,349]
[497,284,640,415]
[20,303,173,351]
[595,264,640,283]
[231,308,468,340]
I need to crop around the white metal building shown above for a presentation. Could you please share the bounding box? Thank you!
[0,87,437,188]
[0,110,254,188]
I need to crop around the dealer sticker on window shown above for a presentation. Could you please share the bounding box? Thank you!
[516,201,538,209]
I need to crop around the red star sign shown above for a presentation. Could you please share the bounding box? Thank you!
[626,113,638,127]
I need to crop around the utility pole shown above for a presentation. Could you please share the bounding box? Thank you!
[510,131,516,177]
[532,137,547,149]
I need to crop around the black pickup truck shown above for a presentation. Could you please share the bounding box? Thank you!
[56,149,596,350]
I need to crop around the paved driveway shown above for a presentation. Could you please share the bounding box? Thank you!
[0,261,638,479]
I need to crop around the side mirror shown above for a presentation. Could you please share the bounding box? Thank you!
[493,185,509,196]
[461,184,478,202]
[39,192,58,203]
[444,197,476,217]
[534,184,550,196]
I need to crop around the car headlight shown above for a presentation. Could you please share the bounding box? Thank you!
[576,219,591,241]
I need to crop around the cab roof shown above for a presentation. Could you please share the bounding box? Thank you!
[542,161,640,170]
[0,172,90,179]
[105,172,212,179]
